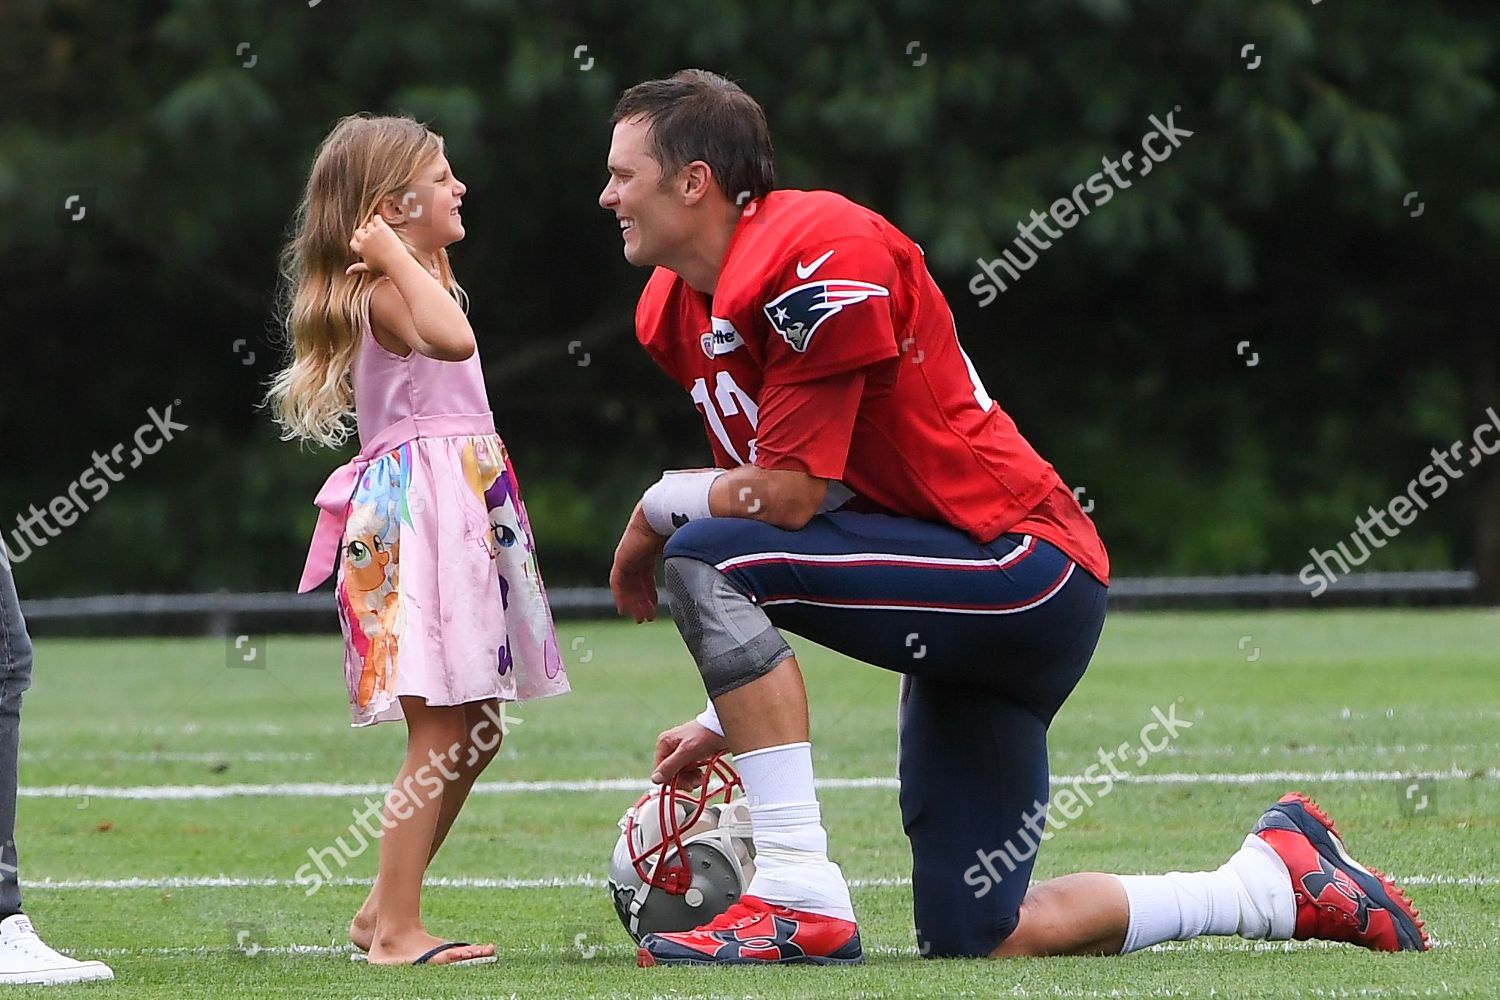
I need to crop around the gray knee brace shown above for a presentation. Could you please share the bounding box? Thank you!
[664,556,793,698]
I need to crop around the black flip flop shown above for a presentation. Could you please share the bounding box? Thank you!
[412,942,497,966]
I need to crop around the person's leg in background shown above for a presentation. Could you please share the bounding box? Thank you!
[0,550,31,922]
[0,550,115,984]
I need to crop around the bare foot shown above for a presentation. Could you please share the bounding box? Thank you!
[367,929,495,966]
[349,909,377,954]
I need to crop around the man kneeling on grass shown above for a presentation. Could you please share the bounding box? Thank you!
[601,68,1431,966]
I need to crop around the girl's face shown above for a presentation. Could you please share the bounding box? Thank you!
[388,152,467,253]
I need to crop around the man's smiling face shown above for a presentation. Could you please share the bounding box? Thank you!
[599,115,697,269]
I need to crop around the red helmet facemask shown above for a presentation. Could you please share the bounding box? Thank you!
[622,753,743,895]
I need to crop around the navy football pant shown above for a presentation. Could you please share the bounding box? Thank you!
[664,511,1108,957]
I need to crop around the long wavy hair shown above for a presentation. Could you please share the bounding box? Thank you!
[266,114,467,448]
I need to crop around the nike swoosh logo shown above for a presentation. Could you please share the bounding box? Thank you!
[795,250,835,280]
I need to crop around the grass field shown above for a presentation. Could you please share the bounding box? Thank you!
[10,609,1499,997]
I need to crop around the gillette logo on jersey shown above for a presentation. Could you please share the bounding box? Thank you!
[700,318,746,358]
[634,189,1109,573]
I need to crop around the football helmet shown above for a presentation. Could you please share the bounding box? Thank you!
[609,754,756,943]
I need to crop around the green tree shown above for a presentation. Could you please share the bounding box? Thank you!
[1,0,1496,599]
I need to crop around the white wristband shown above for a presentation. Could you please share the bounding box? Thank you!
[695,698,724,737]
[642,470,724,536]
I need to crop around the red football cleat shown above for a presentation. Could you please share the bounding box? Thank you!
[1254,792,1429,952]
[636,895,863,966]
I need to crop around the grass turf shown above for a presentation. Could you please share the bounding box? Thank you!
[9,609,1499,997]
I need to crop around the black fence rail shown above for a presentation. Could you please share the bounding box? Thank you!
[18,571,1483,638]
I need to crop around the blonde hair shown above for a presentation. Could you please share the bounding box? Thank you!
[265,114,468,448]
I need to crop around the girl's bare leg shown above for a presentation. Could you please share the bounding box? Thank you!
[351,699,505,953]
[363,696,495,965]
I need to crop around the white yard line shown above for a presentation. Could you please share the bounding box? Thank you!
[19,751,316,763]
[20,766,1498,800]
[85,944,351,958]
[22,874,1498,891]
[14,743,1494,776]
[14,745,1493,765]
[26,875,608,890]
[86,723,290,736]
[1122,744,1496,756]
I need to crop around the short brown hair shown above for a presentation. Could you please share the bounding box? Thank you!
[611,69,775,202]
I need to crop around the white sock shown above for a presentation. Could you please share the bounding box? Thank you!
[735,741,817,807]
[1116,835,1295,953]
[734,743,856,922]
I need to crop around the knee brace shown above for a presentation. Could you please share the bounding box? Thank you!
[664,556,792,698]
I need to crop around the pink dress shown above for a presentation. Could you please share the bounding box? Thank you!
[297,312,569,726]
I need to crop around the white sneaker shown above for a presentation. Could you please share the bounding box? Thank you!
[0,914,114,985]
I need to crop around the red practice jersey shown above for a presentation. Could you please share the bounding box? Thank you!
[635,190,1109,584]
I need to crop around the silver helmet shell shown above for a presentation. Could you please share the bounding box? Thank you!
[608,755,756,943]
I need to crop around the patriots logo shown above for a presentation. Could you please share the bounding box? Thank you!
[709,915,806,962]
[1301,856,1373,932]
[763,279,890,353]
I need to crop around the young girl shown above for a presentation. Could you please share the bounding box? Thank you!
[267,114,569,966]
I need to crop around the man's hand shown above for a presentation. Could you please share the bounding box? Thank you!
[652,719,729,785]
[610,501,667,623]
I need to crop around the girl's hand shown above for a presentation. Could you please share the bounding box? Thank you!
[609,502,667,623]
[346,214,409,277]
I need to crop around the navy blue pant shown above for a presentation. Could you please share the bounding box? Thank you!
[665,511,1108,957]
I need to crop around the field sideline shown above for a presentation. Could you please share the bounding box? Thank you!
[10,609,1499,998]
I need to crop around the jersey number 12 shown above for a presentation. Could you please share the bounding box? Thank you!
[689,372,759,464]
